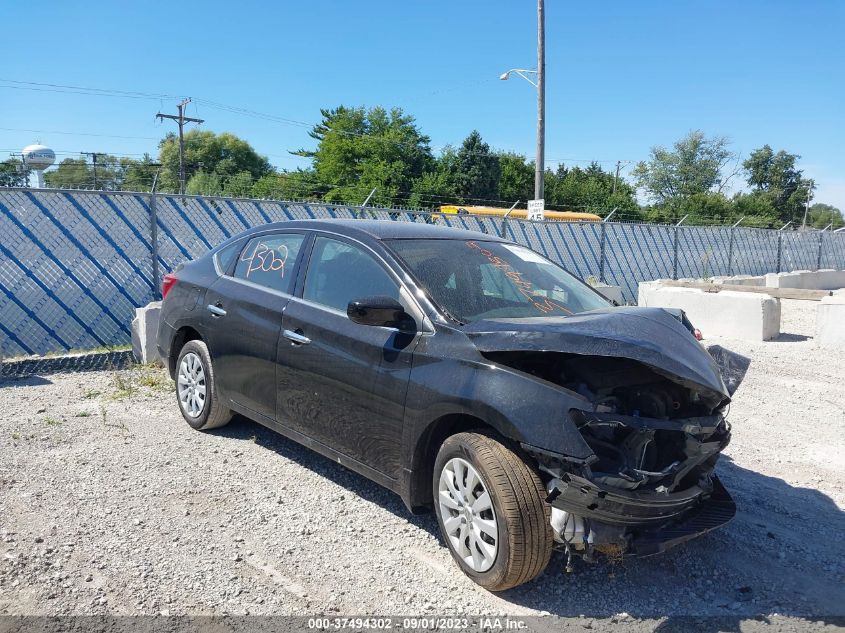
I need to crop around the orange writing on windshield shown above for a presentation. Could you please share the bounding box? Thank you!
[465,241,572,315]
[240,242,289,279]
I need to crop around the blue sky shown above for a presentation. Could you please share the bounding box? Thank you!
[2,0,843,209]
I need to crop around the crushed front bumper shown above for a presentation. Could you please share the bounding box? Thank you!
[547,472,736,556]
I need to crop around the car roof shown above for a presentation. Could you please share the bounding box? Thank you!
[250,218,509,243]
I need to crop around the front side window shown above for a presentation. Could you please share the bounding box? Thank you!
[303,237,401,312]
[386,238,610,323]
[233,233,304,294]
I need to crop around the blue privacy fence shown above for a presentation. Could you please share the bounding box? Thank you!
[1,187,844,358]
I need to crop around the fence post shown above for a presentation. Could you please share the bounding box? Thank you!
[599,222,607,283]
[817,230,825,271]
[150,191,161,300]
[727,227,734,277]
[776,232,782,273]
[672,225,679,280]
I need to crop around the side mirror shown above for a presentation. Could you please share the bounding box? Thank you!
[347,295,416,331]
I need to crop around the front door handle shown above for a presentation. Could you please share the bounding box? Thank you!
[207,303,227,317]
[283,329,311,346]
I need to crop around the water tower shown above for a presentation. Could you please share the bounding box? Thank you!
[22,144,56,188]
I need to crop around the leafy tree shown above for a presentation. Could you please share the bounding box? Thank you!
[729,191,780,227]
[0,158,27,187]
[186,171,223,196]
[44,155,158,191]
[222,171,254,198]
[742,145,813,224]
[296,105,432,207]
[44,158,96,189]
[808,203,844,229]
[251,170,322,200]
[497,152,534,204]
[453,130,500,203]
[120,154,160,192]
[407,147,459,209]
[545,162,638,215]
[158,130,272,193]
[632,130,737,204]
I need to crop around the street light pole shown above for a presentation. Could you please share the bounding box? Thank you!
[499,0,546,202]
[535,0,545,201]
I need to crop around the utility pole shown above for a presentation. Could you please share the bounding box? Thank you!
[801,183,813,229]
[612,160,630,195]
[156,98,204,194]
[81,152,102,190]
[535,0,545,201]
[613,160,621,195]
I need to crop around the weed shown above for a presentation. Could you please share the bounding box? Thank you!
[74,411,92,418]
[82,389,102,400]
[138,370,168,390]
[11,432,21,440]
[99,402,129,434]
[43,416,62,426]
[111,368,137,399]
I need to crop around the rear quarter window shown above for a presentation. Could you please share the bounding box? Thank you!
[215,240,245,274]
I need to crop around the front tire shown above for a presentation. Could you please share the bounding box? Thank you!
[175,340,232,431]
[433,431,553,591]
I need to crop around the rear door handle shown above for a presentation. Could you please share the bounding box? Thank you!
[283,329,311,346]
[207,304,227,317]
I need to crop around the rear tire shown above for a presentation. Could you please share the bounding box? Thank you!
[433,431,553,591]
[175,340,231,431]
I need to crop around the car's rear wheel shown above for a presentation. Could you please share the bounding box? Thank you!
[433,431,553,591]
[175,340,232,430]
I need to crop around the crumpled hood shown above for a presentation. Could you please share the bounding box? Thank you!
[464,306,730,404]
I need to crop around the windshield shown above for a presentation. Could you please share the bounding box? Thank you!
[386,238,610,323]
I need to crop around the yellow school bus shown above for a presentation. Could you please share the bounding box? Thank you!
[438,205,601,222]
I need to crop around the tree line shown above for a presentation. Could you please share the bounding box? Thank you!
[2,105,841,229]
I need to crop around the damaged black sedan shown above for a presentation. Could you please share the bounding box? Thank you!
[158,220,747,591]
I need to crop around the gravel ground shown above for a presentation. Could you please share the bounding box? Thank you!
[1,299,843,631]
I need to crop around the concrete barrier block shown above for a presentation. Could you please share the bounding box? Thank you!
[592,283,624,305]
[131,302,163,365]
[766,269,845,290]
[712,274,765,287]
[816,294,845,349]
[638,282,780,341]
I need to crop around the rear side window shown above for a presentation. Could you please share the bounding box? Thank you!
[233,233,304,294]
[303,237,400,312]
[215,240,245,274]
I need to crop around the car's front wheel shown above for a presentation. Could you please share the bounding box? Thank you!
[433,431,553,591]
[175,340,232,431]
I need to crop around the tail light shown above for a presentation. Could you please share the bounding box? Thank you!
[161,272,178,300]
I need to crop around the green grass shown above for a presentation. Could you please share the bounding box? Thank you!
[82,389,102,400]
[43,416,62,426]
[74,411,92,418]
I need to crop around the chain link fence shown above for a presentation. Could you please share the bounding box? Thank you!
[2,187,844,358]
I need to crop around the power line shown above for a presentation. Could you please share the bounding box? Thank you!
[0,126,159,140]
[0,78,633,165]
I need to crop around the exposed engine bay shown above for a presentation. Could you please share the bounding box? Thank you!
[483,344,750,560]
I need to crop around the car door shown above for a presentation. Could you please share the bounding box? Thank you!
[276,234,422,479]
[203,231,306,421]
